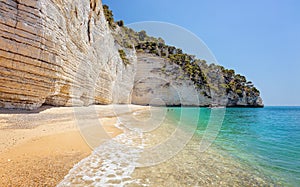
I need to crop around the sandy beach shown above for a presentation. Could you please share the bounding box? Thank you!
[0,105,148,186]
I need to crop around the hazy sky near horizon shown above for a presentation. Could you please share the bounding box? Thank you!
[103,0,300,106]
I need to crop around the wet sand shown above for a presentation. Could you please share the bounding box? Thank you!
[0,105,148,186]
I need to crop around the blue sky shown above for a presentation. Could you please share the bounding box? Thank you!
[103,0,300,106]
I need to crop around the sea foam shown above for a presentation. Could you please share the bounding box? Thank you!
[58,121,148,186]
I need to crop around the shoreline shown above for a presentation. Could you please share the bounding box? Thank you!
[0,104,273,186]
[0,105,149,186]
[57,107,273,186]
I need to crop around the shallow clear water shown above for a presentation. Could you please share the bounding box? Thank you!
[211,106,300,186]
[59,106,300,186]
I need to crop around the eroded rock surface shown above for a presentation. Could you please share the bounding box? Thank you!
[131,53,211,106]
[0,0,136,109]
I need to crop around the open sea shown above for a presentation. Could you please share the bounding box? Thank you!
[198,106,300,186]
[59,106,300,186]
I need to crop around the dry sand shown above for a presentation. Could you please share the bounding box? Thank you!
[0,104,149,186]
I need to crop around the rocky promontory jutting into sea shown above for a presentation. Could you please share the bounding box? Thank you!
[0,0,263,110]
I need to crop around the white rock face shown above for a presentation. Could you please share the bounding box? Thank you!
[113,47,137,104]
[131,53,211,106]
[0,0,136,109]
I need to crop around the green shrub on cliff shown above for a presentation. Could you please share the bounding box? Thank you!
[138,30,147,41]
[236,89,243,96]
[118,49,130,66]
[252,87,260,94]
[116,20,124,27]
[234,74,246,83]
[168,53,208,89]
[103,5,116,29]
[122,27,165,47]
[219,66,261,98]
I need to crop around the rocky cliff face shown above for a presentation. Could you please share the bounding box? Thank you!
[0,1,263,109]
[132,53,211,106]
[0,0,136,109]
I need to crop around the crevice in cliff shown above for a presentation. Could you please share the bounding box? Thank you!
[90,0,97,11]
[13,0,20,29]
[87,16,91,43]
[74,6,78,18]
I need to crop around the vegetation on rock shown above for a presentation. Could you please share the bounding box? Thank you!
[130,30,260,101]
[118,49,130,66]
[103,5,124,29]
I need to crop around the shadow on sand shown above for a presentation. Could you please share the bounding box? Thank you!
[0,105,54,114]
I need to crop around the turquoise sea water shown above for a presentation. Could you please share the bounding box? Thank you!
[60,106,300,186]
[193,106,300,186]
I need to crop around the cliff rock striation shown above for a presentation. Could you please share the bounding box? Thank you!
[0,0,136,109]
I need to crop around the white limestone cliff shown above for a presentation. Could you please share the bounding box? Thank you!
[0,0,136,109]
